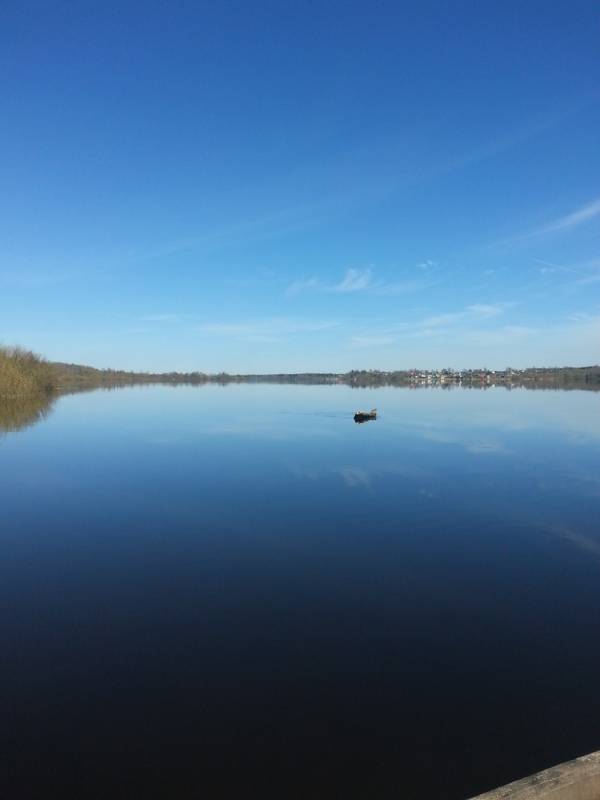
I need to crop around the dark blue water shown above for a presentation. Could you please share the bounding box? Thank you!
[1,385,600,799]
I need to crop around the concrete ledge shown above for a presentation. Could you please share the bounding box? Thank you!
[468,750,600,799]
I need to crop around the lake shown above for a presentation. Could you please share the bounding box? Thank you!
[1,384,600,799]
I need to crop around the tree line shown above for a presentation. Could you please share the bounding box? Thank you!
[2,344,600,400]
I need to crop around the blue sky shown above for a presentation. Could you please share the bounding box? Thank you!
[1,1,599,372]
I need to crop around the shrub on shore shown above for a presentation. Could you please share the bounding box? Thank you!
[0,346,56,398]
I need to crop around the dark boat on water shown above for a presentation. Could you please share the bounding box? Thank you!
[354,408,377,423]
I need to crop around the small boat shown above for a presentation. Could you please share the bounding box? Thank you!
[354,408,377,423]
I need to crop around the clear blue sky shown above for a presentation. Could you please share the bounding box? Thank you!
[1,0,599,372]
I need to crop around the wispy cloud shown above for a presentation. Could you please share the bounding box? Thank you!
[372,278,439,296]
[350,335,398,348]
[285,277,323,296]
[0,268,77,289]
[497,198,600,246]
[565,312,596,323]
[345,312,600,371]
[139,313,185,323]
[575,273,600,286]
[535,199,600,236]
[121,327,154,336]
[574,257,600,285]
[533,256,600,286]
[458,324,536,346]
[348,303,514,349]
[194,317,340,343]
[130,201,349,264]
[420,303,507,328]
[534,258,582,276]
[333,268,374,292]
[287,265,439,297]
[122,98,597,270]
[468,303,508,317]
[579,257,600,269]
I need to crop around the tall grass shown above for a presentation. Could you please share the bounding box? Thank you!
[0,345,57,398]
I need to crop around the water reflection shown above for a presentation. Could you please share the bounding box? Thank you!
[1,384,600,800]
[0,393,55,433]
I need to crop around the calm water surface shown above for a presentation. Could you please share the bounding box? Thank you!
[1,384,600,799]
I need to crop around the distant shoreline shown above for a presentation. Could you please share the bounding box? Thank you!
[48,361,600,392]
[2,345,600,398]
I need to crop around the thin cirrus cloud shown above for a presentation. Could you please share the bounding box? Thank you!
[287,266,439,297]
[374,278,439,295]
[194,317,340,343]
[348,310,600,366]
[574,256,600,285]
[420,303,507,328]
[576,273,600,286]
[0,267,78,289]
[498,198,600,246]
[285,277,323,295]
[334,267,374,292]
[349,303,512,348]
[139,313,186,323]
[350,335,399,348]
[534,198,600,236]
[286,268,373,295]
[533,256,600,286]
